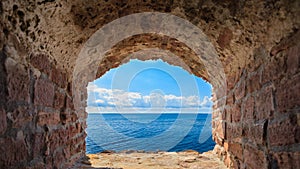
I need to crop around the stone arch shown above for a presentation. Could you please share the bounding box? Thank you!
[0,0,299,168]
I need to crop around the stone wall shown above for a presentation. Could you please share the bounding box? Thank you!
[212,31,300,168]
[0,38,85,168]
[0,0,299,168]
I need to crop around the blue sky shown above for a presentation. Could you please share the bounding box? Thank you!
[87,59,212,113]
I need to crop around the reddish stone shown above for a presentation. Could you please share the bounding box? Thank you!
[243,121,265,145]
[0,137,28,166]
[217,27,233,49]
[270,152,300,169]
[37,111,60,126]
[234,80,245,101]
[255,85,274,120]
[286,43,300,75]
[246,72,261,94]
[0,108,7,135]
[230,103,241,123]
[276,74,300,113]
[66,96,74,110]
[214,121,226,139]
[34,78,55,107]
[226,123,242,141]
[5,58,30,102]
[228,142,243,160]
[242,96,254,120]
[268,114,299,146]
[226,92,235,105]
[244,144,267,169]
[33,133,45,157]
[50,66,67,88]
[262,52,286,84]
[30,53,52,76]
[54,90,66,110]
[9,106,33,128]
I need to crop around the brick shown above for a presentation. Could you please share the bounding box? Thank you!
[255,85,274,120]
[242,96,254,121]
[244,144,267,169]
[269,152,300,169]
[37,111,60,126]
[34,78,55,107]
[228,142,243,160]
[54,90,65,110]
[30,53,52,76]
[50,66,67,88]
[276,74,300,113]
[268,114,299,146]
[0,108,7,135]
[5,57,30,102]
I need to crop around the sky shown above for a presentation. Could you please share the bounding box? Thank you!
[86,59,213,113]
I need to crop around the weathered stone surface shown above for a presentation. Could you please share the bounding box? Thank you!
[244,144,267,169]
[34,78,54,107]
[0,108,7,135]
[5,57,30,102]
[30,54,52,76]
[0,0,299,168]
[37,110,60,126]
[268,114,299,146]
[269,152,300,169]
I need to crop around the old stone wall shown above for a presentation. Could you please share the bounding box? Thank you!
[212,31,300,168]
[0,0,299,168]
[0,36,85,168]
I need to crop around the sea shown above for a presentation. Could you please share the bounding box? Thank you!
[86,113,215,154]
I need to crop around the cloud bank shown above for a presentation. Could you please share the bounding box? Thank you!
[87,83,213,113]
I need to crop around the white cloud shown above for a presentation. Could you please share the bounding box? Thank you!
[86,83,213,113]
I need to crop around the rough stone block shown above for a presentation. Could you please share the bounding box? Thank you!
[54,90,66,110]
[30,54,52,76]
[234,80,245,101]
[276,74,300,113]
[268,114,299,146]
[5,57,30,102]
[8,105,33,128]
[34,78,55,107]
[226,123,242,141]
[0,108,7,135]
[50,66,67,88]
[243,121,265,145]
[255,85,274,120]
[286,43,300,75]
[38,111,60,126]
[228,142,243,160]
[244,144,266,169]
[269,152,300,169]
[242,96,254,120]
[246,72,261,94]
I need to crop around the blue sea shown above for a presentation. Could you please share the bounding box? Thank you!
[86,113,215,154]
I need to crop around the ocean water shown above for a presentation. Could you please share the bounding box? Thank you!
[86,113,215,154]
